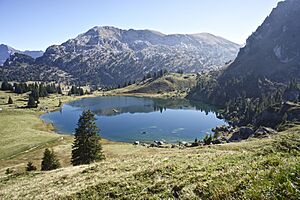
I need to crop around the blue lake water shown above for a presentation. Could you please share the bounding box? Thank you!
[41,96,227,143]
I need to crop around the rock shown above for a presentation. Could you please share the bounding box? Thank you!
[212,138,224,144]
[254,127,278,138]
[154,141,165,146]
[229,127,255,142]
[179,141,188,146]
[133,141,140,145]
[149,143,158,148]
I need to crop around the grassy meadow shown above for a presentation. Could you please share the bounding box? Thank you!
[0,88,299,199]
[0,127,299,199]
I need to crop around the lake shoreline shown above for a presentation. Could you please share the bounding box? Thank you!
[42,95,227,144]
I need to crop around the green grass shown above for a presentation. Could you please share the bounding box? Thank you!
[0,129,299,199]
[107,73,197,98]
[0,90,299,199]
[0,109,60,159]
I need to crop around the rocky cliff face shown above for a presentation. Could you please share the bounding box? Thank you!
[34,26,240,85]
[189,0,300,108]
[220,0,300,83]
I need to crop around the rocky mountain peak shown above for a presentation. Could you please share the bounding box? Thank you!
[3,26,240,86]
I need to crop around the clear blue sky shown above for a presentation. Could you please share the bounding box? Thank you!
[0,0,282,51]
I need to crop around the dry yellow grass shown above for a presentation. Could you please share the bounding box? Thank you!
[0,128,299,199]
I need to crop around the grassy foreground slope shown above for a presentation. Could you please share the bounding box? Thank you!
[0,89,299,199]
[0,127,299,199]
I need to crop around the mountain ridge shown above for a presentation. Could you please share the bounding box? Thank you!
[0,44,43,65]
[0,26,240,86]
[219,0,300,83]
[189,0,300,107]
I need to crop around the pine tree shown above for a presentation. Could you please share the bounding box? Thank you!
[30,88,39,101]
[26,161,37,171]
[27,95,37,108]
[41,148,61,171]
[57,84,63,94]
[8,96,13,104]
[71,110,104,166]
[203,134,212,145]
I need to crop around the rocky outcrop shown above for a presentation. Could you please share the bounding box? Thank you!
[254,127,278,138]
[229,127,255,142]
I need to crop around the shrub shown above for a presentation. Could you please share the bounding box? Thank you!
[26,161,37,171]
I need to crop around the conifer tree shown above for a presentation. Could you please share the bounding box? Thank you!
[26,161,37,171]
[1,81,13,91]
[30,88,39,101]
[71,110,104,166]
[8,96,13,104]
[27,95,37,108]
[57,84,63,94]
[41,148,61,171]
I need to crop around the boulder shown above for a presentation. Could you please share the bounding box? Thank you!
[229,127,255,142]
[154,141,165,146]
[254,127,278,138]
[179,141,188,146]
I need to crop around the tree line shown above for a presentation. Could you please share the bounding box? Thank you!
[1,81,63,108]
[190,74,300,127]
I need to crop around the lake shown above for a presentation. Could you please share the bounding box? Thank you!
[41,96,227,143]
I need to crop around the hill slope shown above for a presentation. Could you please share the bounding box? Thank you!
[0,127,299,199]
[110,73,197,97]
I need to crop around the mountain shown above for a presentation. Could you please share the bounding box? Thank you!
[1,53,69,82]
[36,26,239,85]
[190,0,300,102]
[0,44,44,65]
[0,26,239,85]
[220,0,300,84]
